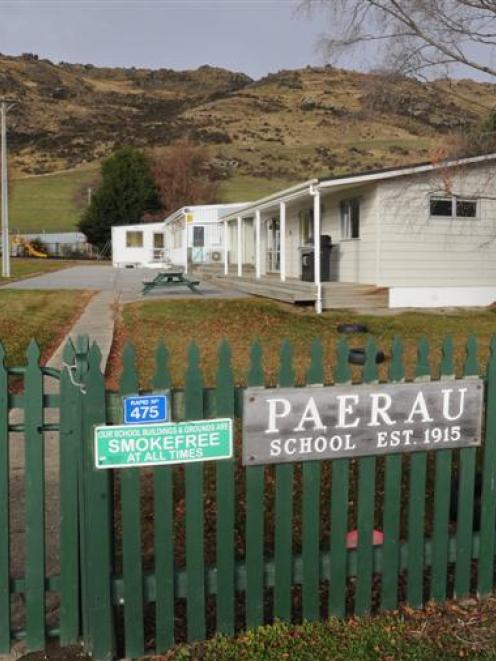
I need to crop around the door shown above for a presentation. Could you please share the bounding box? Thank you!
[266,218,280,273]
[192,226,206,263]
[152,233,165,262]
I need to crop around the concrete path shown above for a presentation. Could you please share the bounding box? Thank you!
[48,290,116,370]
[2,265,248,303]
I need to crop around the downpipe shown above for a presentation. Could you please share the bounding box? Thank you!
[309,185,322,314]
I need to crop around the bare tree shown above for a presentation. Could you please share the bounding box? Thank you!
[150,142,220,217]
[303,1,496,79]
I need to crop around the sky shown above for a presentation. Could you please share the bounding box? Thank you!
[0,0,492,81]
[0,0,332,79]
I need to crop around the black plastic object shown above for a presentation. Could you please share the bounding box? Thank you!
[348,348,386,365]
[300,235,333,282]
[337,323,369,334]
[301,249,314,282]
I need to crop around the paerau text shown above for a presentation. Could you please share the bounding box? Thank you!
[242,379,483,465]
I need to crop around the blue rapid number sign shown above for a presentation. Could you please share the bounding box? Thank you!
[123,394,169,425]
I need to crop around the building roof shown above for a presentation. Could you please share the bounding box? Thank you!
[221,152,496,220]
[318,152,496,187]
[162,202,251,226]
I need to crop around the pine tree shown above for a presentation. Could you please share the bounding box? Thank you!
[79,147,160,249]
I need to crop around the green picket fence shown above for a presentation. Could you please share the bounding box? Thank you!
[1,333,496,659]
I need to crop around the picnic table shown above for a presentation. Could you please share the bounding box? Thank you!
[142,271,201,295]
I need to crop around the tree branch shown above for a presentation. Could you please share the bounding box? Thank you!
[304,0,496,79]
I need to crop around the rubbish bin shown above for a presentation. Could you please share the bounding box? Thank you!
[300,236,333,282]
[301,248,314,282]
[320,235,333,282]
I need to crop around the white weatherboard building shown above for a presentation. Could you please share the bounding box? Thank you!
[112,221,167,269]
[220,153,496,311]
[111,203,246,270]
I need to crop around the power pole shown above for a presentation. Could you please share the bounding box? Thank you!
[1,99,16,278]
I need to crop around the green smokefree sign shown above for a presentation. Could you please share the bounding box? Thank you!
[94,418,233,469]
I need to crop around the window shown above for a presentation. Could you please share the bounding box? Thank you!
[430,196,478,218]
[340,198,360,239]
[193,226,205,248]
[153,233,164,248]
[456,199,477,218]
[126,231,143,248]
[299,209,314,245]
[430,197,453,216]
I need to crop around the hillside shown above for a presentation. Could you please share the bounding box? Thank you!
[1,53,496,230]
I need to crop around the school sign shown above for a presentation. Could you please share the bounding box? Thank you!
[243,378,483,465]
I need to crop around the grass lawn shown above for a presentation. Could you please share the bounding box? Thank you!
[165,598,496,660]
[0,289,93,365]
[111,298,496,388]
[219,174,293,203]
[10,166,98,233]
[9,165,290,234]
[0,257,88,283]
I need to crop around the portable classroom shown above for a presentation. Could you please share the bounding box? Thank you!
[111,203,247,270]
[163,203,248,272]
[111,221,167,268]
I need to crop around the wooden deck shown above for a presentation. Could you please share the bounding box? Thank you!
[192,265,389,309]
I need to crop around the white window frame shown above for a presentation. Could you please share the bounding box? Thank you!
[299,209,314,246]
[125,231,143,248]
[429,195,479,219]
[340,198,360,240]
[193,225,205,248]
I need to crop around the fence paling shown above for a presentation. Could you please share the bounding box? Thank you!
[302,339,324,622]
[454,447,476,597]
[406,339,430,609]
[0,343,9,653]
[215,341,235,635]
[245,341,265,630]
[273,340,295,622]
[407,453,427,609]
[153,468,174,651]
[119,344,145,658]
[328,338,351,619]
[75,335,90,648]
[59,340,80,646]
[81,343,114,660]
[184,343,206,642]
[152,341,174,653]
[430,336,456,602]
[380,337,404,612]
[25,340,45,651]
[477,336,496,596]
[355,340,379,615]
